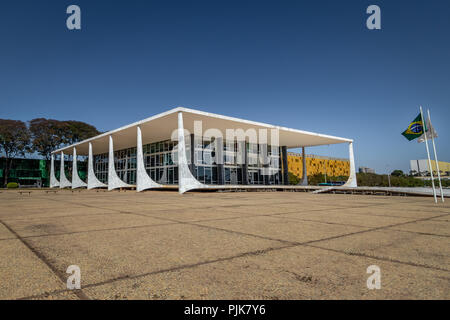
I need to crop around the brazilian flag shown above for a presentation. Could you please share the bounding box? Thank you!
[402,113,427,141]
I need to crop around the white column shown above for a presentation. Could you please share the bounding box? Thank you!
[71,147,87,189]
[59,151,72,188]
[177,111,207,194]
[136,126,162,192]
[50,154,60,188]
[87,142,107,189]
[108,135,132,191]
[343,141,357,187]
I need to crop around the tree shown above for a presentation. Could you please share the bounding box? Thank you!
[391,169,404,177]
[0,119,31,186]
[63,121,100,145]
[288,172,300,185]
[29,119,68,160]
[409,170,418,177]
[29,118,100,160]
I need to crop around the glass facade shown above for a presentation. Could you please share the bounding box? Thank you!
[115,147,137,184]
[143,139,179,185]
[246,142,281,185]
[193,136,217,184]
[192,137,282,185]
[93,136,282,186]
[93,153,108,184]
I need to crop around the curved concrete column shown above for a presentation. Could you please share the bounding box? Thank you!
[136,126,162,192]
[299,147,308,186]
[108,135,132,191]
[59,151,72,188]
[87,142,107,190]
[71,147,87,189]
[178,111,207,194]
[343,142,357,187]
[50,154,60,188]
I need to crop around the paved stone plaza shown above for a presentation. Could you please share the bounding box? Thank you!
[0,189,448,299]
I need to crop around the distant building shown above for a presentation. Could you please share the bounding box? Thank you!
[288,153,350,178]
[410,159,450,176]
[359,167,375,174]
[0,157,87,188]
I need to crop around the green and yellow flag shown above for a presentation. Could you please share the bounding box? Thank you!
[402,113,427,141]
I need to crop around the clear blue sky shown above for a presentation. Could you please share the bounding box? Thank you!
[1,0,449,173]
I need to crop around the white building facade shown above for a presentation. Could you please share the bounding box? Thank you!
[50,107,357,194]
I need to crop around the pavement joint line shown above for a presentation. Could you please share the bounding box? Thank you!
[121,210,298,245]
[15,210,450,300]
[5,195,449,245]
[0,219,90,300]
[31,195,169,220]
[386,228,450,238]
[269,205,450,220]
[135,207,354,223]
[304,243,450,273]
[17,242,296,300]
[0,209,373,243]
[142,210,450,271]
[296,212,450,246]
[1,211,128,223]
[132,202,411,224]
[23,195,385,230]
[134,203,450,238]
[28,193,414,211]
[0,221,180,241]
[80,243,296,289]
[4,193,449,299]
[216,201,445,217]
[1,207,377,242]
[263,215,381,229]
[20,194,448,222]
[27,196,450,257]
[0,237,18,241]
[182,212,374,229]
[272,211,443,226]
[2,191,443,206]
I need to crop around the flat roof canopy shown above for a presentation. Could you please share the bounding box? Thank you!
[53,107,352,156]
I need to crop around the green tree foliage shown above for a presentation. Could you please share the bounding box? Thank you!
[307,173,349,185]
[64,121,101,145]
[28,119,67,160]
[0,119,31,186]
[291,171,449,188]
[390,169,404,177]
[29,119,100,160]
[6,182,19,189]
[355,172,450,187]
[288,172,301,185]
[289,172,349,185]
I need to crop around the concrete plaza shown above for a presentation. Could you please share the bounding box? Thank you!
[0,189,448,299]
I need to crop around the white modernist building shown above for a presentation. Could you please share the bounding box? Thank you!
[50,107,357,194]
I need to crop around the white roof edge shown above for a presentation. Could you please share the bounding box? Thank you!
[177,107,353,143]
[52,107,183,154]
[52,106,352,154]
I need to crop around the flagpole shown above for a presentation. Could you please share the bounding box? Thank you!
[420,106,437,203]
[427,109,444,203]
